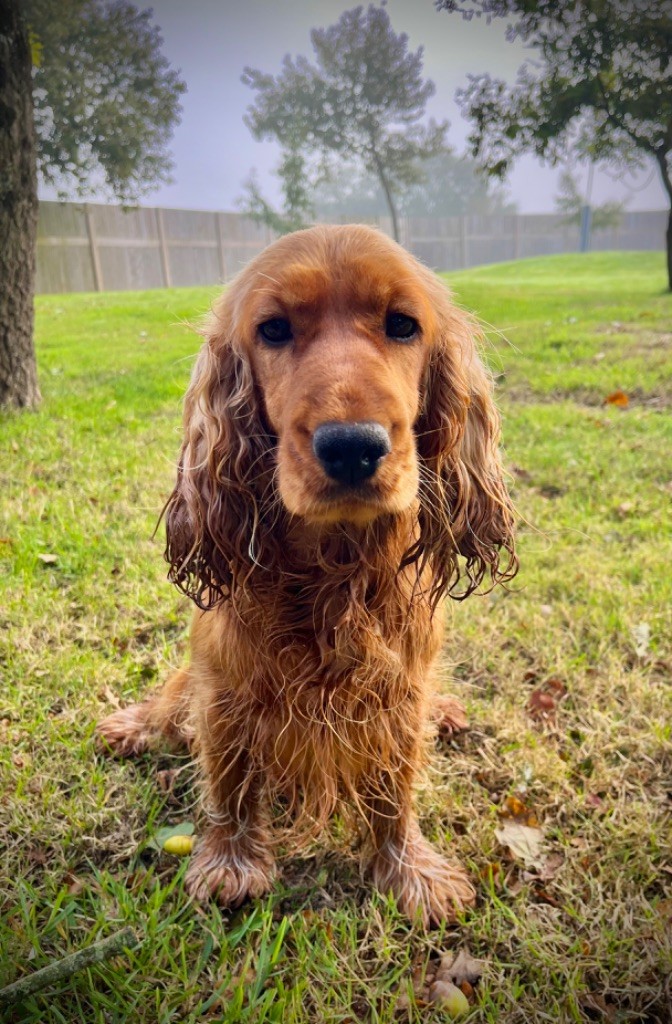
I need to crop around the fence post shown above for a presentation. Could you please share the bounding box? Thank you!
[216,211,227,282]
[84,204,103,292]
[459,215,468,269]
[579,205,592,252]
[155,208,172,287]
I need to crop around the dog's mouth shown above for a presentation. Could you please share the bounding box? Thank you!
[313,479,383,516]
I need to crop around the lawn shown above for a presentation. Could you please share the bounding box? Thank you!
[1,252,671,1023]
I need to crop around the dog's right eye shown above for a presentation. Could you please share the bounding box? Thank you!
[258,318,293,346]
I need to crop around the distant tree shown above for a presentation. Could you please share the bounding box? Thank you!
[239,148,315,235]
[242,4,446,242]
[401,150,516,217]
[436,0,672,288]
[0,0,185,410]
[311,147,515,220]
[555,169,624,231]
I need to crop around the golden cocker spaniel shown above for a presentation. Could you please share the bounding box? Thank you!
[98,224,516,926]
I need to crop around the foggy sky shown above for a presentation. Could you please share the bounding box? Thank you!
[39,0,667,214]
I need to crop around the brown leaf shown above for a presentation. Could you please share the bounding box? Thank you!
[529,689,557,720]
[545,677,567,698]
[435,948,485,987]
[97,684,122,709]
[537,851,565,881]
[603,390,629,408]
[499,795,539,827]
[495,821,546,869]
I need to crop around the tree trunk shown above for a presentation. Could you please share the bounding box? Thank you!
[655,150,672,292]
[666,206,672,293]
[371,149,400,243]
[0,0,40,409]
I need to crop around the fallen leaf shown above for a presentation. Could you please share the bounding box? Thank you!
[97,684,122,709]
[434,949,485,987]
[499,795,539,827]
[536,851,564,881]
[631,622,651,658]
[615,501,635,518]
[545,677,567,698]
[528,689,557,721]
[603,390,629,408]
[495,821,546,869]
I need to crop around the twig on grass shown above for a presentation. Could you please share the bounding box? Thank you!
[0,927,140,1006]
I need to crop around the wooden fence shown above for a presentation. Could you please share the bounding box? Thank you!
[36,201,668,294]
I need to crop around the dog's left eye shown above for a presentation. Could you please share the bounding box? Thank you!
[258,318,293,346]
[386,312,418,341]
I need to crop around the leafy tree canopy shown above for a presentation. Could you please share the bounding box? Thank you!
[242,4,447,240]
[26,0,186,201]
[435,0,672,284]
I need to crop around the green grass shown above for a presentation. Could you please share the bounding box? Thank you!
[1,252,671,1022]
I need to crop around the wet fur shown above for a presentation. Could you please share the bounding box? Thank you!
[98,225,516,926]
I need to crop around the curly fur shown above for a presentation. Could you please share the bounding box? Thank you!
[98,224,516,926]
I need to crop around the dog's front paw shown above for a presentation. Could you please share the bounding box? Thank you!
[367,833,476,927]
[185,828,276,908]
[96,704,153,757]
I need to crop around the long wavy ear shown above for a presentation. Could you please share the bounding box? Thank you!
[163,297,279,609]
[413,282,517,606]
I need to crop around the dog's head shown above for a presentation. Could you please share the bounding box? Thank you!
[165,225,516,607]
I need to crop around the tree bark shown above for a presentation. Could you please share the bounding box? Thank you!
[666,206,672,294]
[655,150,672,291]
[0,0,40,409]
[371,148,400,243]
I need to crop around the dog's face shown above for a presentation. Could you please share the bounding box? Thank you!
[237,236,437,524]
[166,225,516,607]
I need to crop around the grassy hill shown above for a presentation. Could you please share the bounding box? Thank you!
[1,252,670,1022]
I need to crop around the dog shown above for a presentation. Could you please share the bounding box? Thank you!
[98,224,516,926]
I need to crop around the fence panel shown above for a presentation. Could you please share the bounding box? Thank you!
[36,201,668,293]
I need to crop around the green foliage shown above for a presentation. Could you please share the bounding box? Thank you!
[436,1,672,204]
[555,168,624,230]
[240,150,315,235]
[25,0,186,201]
[312,148,516,219]
[242,4,446,238]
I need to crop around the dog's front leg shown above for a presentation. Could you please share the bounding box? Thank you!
[185,698,276,908]
[361,753,476,927]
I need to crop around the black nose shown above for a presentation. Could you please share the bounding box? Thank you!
[312,421,391,485]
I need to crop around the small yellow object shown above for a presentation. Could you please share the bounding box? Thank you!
[432,981,470,1018]
[162,834,195,856]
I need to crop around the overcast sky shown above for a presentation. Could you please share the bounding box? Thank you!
[39,0,667,214]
